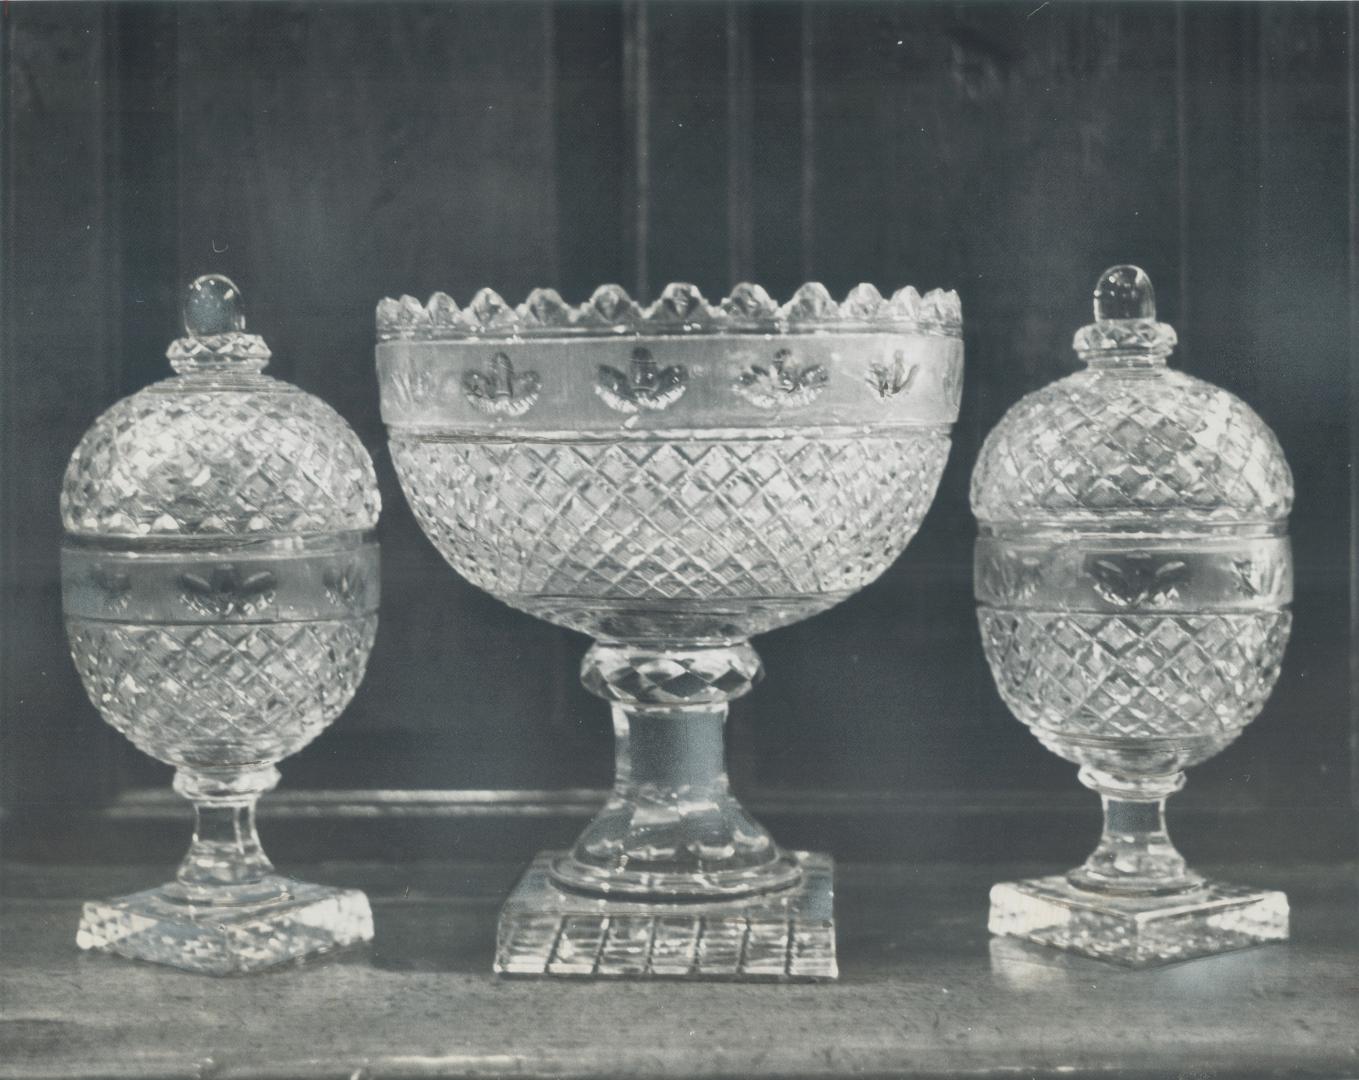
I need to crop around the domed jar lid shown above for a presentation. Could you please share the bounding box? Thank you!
[971,266,1293,531]
[62,276,380,539]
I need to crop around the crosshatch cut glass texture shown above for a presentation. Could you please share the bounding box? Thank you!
[377,281,964,979]
[61,275,381,974]
[971,265,1293,967]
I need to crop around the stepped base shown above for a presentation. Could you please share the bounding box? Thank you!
[77,876,373,975]
[496,851,836,981]
[989,874,1288,968]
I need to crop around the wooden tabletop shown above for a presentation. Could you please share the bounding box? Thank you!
[2,860,1356,1079]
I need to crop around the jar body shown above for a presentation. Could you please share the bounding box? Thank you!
[975,531,1292,780]
[62,538,379,769]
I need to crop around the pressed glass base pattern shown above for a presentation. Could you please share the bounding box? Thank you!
[76,877,374,975]
[391,435,948,636]
[66,617,377,764]
[496,852,836,981]
[989,875,1288,968]
[978,610,1289,740]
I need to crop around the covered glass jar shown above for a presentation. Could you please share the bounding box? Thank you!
[62,275,381,974]
[971,265,1292,965]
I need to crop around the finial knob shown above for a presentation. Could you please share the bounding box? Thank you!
[168,274,270,374]
[184,274,246,337]
[1093,265,1155,321]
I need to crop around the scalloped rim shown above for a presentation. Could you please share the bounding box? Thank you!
[376,281,962,341]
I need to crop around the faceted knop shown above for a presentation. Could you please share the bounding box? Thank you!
[184,275,246,337]
[1094,265,1156,321]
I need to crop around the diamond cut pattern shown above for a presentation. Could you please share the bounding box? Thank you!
[78,882,374,975]
[586,645,761,704]
[67,617,376,764]
[991,877,1288,967]
[390,434,950,607]
[62,379,379,536]
[972,369,1293,522]
[978,609,1289,740]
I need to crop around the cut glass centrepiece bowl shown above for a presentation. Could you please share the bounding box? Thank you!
[62,276,381,974]
[971,266,1292,967]
[377,281,963,979]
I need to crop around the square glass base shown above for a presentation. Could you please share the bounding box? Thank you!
[76,876,374,975]
[989,874,1288,968]
[495,851,836,981]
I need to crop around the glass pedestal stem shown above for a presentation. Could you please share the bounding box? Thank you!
[549,640,801,899]
[497,640,837,979]
[173,765,280,900]
[1067,767,1201,895]
[612,702,727,807]
[988,764,1287,965]
[78,760,373,972]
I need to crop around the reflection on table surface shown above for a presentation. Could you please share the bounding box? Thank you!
[2,859,1355,1079]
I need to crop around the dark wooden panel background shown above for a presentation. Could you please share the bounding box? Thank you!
[2,2,1354,866]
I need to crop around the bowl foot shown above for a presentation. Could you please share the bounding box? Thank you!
[76,876,373,975]
[496,850,836,981]
[988,874,1287,968]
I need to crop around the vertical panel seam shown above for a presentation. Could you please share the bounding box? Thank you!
[1348,0,1359,810]
[174,4,186,312]
[799,4,816,283]
[102,8,122,402]
[541,2,562,288]
[726,2,754,287]
[0,0,14,806]
[624,1,651,299]
[1174,2,1189,336]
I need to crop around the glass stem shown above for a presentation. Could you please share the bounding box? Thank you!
[1068,767,1202,896]
[552,640,800,898]
[173,765,279,896]
[612,702,730,802]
